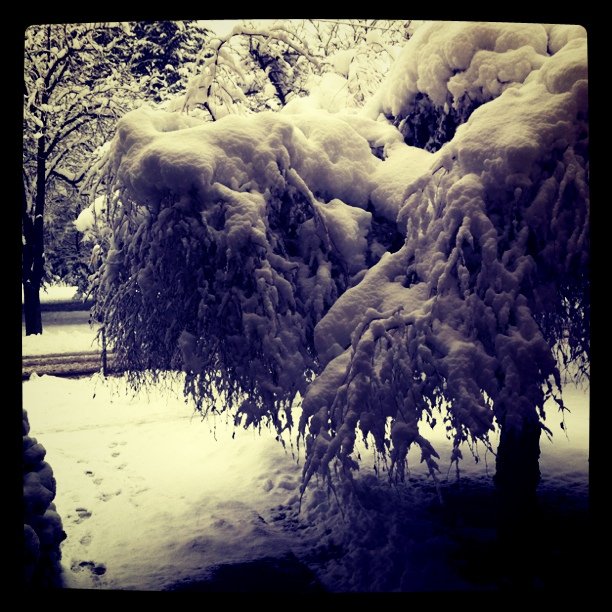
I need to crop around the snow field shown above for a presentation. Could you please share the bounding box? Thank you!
[24,374,303,590]
[22,312,100,357]
[23,373,588,591]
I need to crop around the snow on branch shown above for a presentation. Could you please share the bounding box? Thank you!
[179,23,319,115]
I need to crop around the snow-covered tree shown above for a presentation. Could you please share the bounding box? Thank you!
[91,21,588,531]
[23,21,217,329]
[309,21,588,481]
[173,21,320,119]
[127,20,210,103]
[168,19,411,119]
[22,23,142,333]
[306,19,409,109]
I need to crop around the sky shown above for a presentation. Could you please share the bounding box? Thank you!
[199,19,240,37]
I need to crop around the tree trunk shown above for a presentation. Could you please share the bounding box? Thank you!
[22,127,47,336]
[22,281,43,335]
[494,414,542,589]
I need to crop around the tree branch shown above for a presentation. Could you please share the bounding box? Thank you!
[45,145,73,181]
[46,109,113,157]
[50,169,86,187]
[43,46,72,94]
[47,52,72,94]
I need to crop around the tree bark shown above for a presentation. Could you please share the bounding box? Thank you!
[22,122,47,336]
[23,281,43,336]
[494,414,542,589]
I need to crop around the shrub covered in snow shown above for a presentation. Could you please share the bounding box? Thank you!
[303,28,588,484]
[369,22,586,151]
[93,22,589,494]
[23,409,66,587]
[95,108,407,424]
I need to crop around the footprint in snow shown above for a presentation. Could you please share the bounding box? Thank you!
[111,451,121,458]
[80,533,92,546]
[71,560,107,576]
[98,489,122,502]
[74,508,92,524]
[85,470,103,485]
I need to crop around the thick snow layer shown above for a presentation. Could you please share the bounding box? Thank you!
[373,21,586,118]
[112,107,378,211]
[370,142,435,221]
[436,35,588,181]
[23,373,588,591]
[286,111,379,206]
[313,249,431,366]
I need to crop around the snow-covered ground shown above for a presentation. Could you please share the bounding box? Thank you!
[22,284,80,304]
[22,311,101,357]
[23,373,589,591]
[22,285,100,357]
